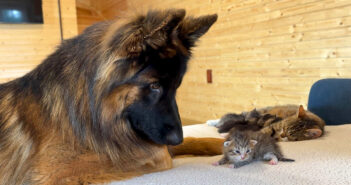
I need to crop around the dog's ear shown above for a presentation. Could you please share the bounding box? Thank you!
[143,9,186,49]
[143,10,217,50]
[178,14,218,47]
[109,9,186,57]
[112,10,217,57]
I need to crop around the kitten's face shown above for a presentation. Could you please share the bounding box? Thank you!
[224,139,257,161]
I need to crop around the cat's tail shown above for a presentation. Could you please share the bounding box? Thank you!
[168,137,224,157]
[279,157,295,162]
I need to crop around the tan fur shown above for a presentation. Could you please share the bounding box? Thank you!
[168,137,224,156]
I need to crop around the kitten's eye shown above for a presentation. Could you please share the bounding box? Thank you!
[246,149,251,153]
[150,82,161,90]
[235,150,240,154]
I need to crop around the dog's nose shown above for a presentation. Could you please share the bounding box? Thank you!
[166,130,183,145]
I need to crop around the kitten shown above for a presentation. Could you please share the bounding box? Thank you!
[213,129,294,168]
[210,105,325,141]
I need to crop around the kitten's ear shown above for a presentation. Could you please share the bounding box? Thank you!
[297,105,306,118]
[304,128,323,139]
[220,133,229,138]
[250,140,258,146]
[223,141,231,147]
[178,14,218,47]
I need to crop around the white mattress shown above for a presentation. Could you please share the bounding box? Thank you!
[110,124,351,185]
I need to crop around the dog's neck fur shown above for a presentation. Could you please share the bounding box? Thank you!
[0,82,169,184]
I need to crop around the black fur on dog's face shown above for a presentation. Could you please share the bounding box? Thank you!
[125,52,187,145]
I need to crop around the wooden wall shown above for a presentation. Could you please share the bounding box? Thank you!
[102,0,351,123]
[75,0,127,33]
[0,0,78,83]
[76,0,105,33]
[100,0,127,20]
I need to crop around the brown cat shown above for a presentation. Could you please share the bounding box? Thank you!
[213,128,294,168]
[209,105,325,141]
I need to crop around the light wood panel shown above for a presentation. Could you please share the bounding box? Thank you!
[76,8,104,33]
[100,0,351,123]
[0,0,78,83]
[100,0,127,20]
[76,0,105,33]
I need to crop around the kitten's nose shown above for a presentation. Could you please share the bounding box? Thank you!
[241,154,246,159]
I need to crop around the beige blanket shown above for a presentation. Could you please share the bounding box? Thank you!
[110,124,351,185]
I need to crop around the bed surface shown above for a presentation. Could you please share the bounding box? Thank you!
[110,123,351,185]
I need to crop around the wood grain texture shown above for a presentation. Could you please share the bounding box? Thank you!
[99,0,351,123]
[76,0,105,33]
[0,0,78,83]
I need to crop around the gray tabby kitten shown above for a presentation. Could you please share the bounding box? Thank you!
[213,129,294,168]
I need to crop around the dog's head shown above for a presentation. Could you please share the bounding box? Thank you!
[46,9,217,149]
[95,10,217,146]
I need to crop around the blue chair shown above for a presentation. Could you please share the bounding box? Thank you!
[308,78,351,125]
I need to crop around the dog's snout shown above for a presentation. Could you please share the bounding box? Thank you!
[166,129,183,145]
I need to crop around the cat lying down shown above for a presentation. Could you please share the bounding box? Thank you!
[207,105,325,141]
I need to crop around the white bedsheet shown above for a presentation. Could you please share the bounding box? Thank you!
[110,124,351,185]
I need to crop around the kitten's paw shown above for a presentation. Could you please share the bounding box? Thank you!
[206,119,220,127]
[212,161,220,166]
[269,159,278,165]
[219,133,228,138]
[228,164,236,168]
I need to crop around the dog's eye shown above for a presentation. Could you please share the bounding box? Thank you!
[150,82,161,90]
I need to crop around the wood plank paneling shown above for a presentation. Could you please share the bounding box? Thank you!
[0,0,78,83]
[76,0,105,33]
[101,0,351,123]
[76,8,104,33]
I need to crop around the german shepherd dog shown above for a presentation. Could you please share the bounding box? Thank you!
[0,9,223,185]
